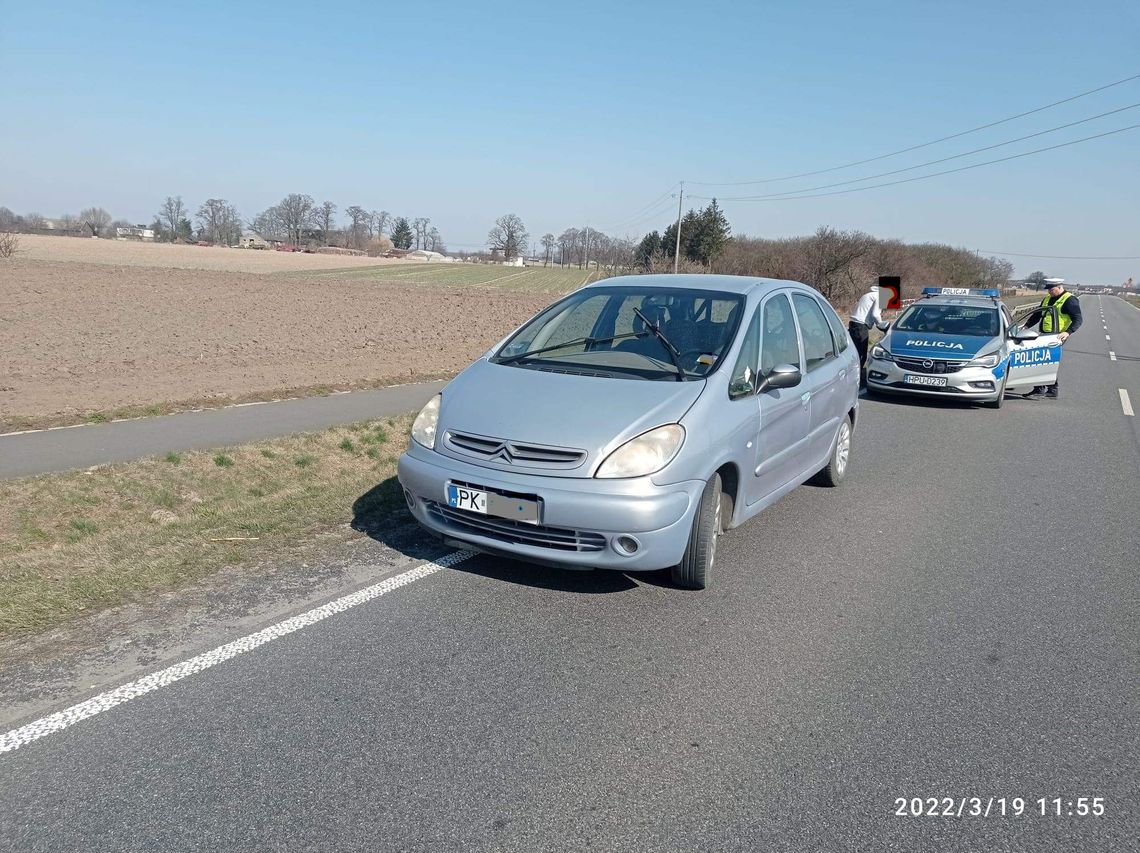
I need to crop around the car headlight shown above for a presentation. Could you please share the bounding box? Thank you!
[968,352,1001,368]
[595,424,685,479]
[411,394,441,449]
[870,344,892,361]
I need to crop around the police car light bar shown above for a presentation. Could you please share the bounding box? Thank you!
[921,287,1001,298]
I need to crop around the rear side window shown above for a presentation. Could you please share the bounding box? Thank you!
[792,293,837,371]
[819,297,850,352]
[760,294,801,374]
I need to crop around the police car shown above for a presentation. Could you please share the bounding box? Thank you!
[865,288,1062,409]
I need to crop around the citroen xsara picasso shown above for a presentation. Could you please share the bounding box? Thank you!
[397,275,861,589]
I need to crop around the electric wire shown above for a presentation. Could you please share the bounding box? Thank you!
[687,72,1140,186]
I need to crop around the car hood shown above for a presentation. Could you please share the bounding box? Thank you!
[884,330,1000,359]
[435,359,706,477]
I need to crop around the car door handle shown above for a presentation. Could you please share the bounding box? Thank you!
[800,392,811,406]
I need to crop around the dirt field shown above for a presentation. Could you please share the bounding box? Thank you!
[11,233,406,274]
[1,245,561,430]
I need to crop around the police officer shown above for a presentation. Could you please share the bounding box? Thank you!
[849,283,890,386]
[1021,281,1082,398]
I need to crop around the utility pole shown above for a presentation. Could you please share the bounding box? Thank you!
[673,181,684,274]
[583,225,589,271]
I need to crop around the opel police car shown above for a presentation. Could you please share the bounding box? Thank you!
[865,287,1063,408]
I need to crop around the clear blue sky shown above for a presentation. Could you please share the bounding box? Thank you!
[2,0,1137,283]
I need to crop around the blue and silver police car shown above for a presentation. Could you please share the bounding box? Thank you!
[866,288,1063,408]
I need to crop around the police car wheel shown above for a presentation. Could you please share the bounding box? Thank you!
[984,375,1007,409]
[671,473,721,591]
[812,416,853,487]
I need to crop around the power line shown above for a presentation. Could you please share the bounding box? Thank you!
[595,184,680,232]
[688,122,1140,202]
[709,102,1140,201]
[687,71,1140,187]
[979,250,1140,260]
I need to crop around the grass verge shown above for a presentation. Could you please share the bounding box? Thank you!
[0,373,452,434]
[0,415,415,641]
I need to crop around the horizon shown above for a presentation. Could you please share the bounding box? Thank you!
[2,0,1138,285]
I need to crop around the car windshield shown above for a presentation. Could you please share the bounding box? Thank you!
[493,286,745,380]
[895,303,999,337]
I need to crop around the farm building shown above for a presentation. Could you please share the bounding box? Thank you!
[115,226,155,241]
[406,249,451,262]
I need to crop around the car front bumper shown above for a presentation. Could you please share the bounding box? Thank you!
[397,446,705,571]
[866,357,1003,401]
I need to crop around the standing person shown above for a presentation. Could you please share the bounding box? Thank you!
[849,283,890,386]
[1021,281,1082,399]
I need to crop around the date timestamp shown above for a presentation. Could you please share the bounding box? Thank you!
[893,797,1106,818]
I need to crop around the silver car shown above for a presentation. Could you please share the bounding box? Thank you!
[397,275,861,589]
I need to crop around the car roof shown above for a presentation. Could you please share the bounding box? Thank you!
[915,295,1003,308]
[583,274,810,297]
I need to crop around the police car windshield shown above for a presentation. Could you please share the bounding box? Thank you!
[895,304,999,337]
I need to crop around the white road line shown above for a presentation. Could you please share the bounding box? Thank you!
[1106,335,1111,341]
[1121,389,1135,417]
[1110,351,1117,361]
[0,551,475,755]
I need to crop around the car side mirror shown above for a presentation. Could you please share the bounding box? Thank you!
[757,363,802,393]
[1008,324,1039,342]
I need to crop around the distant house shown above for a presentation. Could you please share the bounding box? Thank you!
[239,233,270,249]
[116,226,155,241]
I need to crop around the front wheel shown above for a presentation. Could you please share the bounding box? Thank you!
[984,374,1008,409]
[812,415,853,487]
[670,473,722,590]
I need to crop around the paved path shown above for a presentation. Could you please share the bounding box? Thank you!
[0,381,446,480]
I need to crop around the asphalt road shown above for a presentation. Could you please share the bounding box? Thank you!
[1,297,1136,852]
[0,381,447,480]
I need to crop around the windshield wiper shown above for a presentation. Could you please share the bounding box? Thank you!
[497,331,645,364]
[633,307,685,381]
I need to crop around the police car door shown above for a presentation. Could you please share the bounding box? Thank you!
[1005,304,1063,390]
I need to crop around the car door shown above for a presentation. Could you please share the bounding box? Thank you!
[1005,304,1063,390]
[738,292,811,506]
[791,292,846,467]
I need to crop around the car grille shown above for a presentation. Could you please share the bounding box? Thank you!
[895,357,966,374]
[445,431,587,469]
[424,500,607,552]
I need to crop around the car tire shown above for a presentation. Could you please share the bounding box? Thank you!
[671,473,722,591]
[812,415,853,487]
[985,374,1007,409]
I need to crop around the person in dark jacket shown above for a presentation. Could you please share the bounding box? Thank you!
[1020,281,1082,399]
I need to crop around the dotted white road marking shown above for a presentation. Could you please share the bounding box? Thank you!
[1106,334,1111,340]
[1110,351,1117,361]
[1122,389,1135,417]
[0,551,474,755]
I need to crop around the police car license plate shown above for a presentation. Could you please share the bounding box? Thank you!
[446,482,540,524]
[903,374,948,387]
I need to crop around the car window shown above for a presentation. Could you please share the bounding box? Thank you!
[760,294,801,374]
[895,304,999,336]
[818,296,850,353]
[728,308,762,399]
[792,293,836,371]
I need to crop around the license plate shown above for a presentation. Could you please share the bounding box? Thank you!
[445,483,541,523]
[904,374,948,387]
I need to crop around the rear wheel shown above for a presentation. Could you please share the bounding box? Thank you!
[812,415,853,487]
[671,474,722,590]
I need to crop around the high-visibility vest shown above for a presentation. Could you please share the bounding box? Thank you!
[1041,291,1073,333]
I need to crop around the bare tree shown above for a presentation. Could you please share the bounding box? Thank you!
[23,212,46,230]
[315,201,337,246]
[345,206,371,249]
[80,207,112,237]
[412,217,430,250]
[275,194,315,245]
[196,198,241,245]
[372,210,390,238]
[58,213,79,232]
[0,208,16,231]
[488,213,528,260]
[540,233,555,266]
[157,196,187,242]
[427,227,443,252]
